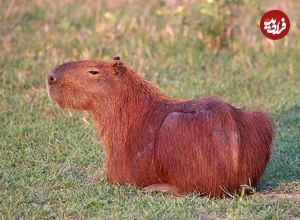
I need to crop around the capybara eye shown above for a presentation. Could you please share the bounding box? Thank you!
[88,70,99,75]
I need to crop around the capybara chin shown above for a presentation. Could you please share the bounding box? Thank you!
[47,57,273,197]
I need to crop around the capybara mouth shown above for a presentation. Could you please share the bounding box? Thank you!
[46,83,56,99]
[47,84,65,107]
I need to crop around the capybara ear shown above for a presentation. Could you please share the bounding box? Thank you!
[112,55,121,60]
[113,62,126,76]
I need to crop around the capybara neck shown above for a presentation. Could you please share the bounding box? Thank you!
[91,67,175,138]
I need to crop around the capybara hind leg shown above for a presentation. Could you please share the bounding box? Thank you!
[142,183,179,194]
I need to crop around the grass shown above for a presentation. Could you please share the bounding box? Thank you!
[0,0,300,219]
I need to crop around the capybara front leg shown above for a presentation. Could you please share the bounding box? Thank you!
[142,183,179,194]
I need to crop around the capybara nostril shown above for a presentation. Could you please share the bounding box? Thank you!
[47,74,57,85]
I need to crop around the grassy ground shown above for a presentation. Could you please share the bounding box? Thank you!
[1,0,300,219]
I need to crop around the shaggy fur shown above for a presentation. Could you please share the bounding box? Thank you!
[47,58,273,197]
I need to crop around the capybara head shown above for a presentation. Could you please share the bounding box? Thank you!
[47,58,127,110]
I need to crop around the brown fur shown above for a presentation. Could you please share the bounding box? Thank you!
[47,58,273,197]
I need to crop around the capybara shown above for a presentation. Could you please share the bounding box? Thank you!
[47,56,273,197]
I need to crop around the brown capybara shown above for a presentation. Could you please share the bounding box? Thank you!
[47,56,273,197]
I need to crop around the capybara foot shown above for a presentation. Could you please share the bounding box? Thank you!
[142,183,179,194]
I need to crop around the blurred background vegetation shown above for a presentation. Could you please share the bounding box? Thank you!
[1,0,300,110]
[0,0,299,219]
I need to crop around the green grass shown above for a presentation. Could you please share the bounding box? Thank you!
[0,0,300,219]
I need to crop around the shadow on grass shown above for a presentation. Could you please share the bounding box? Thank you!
[259,104,300,191]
